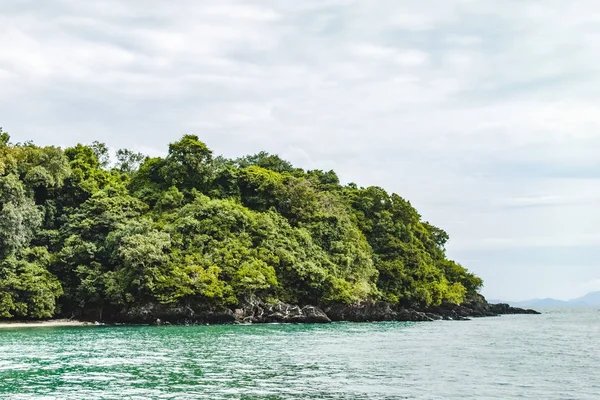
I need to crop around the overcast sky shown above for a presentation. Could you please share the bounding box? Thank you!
[2,0,599,301]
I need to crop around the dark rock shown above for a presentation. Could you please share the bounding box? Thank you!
[89,293,538,326]
[236,297,331,324]
[426,313,443,321]
[325,302,438,322]
[426,294,540,319]
[489,303,541,315]
[302,306,331,323]
[396,308,434,322]
[116,303,236,325]
[325,301,398,322]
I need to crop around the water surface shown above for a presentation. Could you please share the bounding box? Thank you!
[1,308,599,399]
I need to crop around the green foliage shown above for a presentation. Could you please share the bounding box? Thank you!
[344,184,472,306]
[161,134,213,191]
[0,174,43,255]
[235,151,298,174]
[0,132,483,320]
[91,141,110,169]
[0,128,9,147]
[115,149,145,173]
[0,247,63,318]
[109,222,173,304]
[238,166,285,212]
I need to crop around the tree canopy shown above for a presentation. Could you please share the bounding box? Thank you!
[0,130,482,319]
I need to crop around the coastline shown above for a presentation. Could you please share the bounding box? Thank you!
[0,296,541,328]
[0,319,92,329]
[78,295,542,326]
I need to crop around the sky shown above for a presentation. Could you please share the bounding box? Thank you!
[1,0,599,302]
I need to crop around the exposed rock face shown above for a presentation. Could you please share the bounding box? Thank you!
[101,293,538,325]
[427,294,541,319]
[115,298,330,325]
[235,298,331,324]
[325,294,540,323]
[325,301,434,322]
[116,303,236,325]
[325,301,397,322]
[427,295,497,320]
[431,295,541,318]
[488,303,540,315]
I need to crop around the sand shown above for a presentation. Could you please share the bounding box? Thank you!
[0,319,92,329]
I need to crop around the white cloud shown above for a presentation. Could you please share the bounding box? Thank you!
[580,279,600,293]
[199,4,281,21]
[444,35,483,46]
[352,44,430,67]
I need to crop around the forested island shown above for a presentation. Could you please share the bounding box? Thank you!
[0,129,537,324]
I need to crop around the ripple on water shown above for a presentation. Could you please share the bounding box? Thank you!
[1,310,599,399]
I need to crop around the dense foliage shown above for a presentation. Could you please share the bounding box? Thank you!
[0,129,482,319]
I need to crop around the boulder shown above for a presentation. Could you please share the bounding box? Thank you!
[236,298,331,324]
[117,303,236,324]
[302,306,331,323]
[325,301,397,322]
[93,293,539,325]
[396,309,435,322]
[489,303,541,315]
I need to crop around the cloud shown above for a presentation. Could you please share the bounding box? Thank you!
[452,234,600,251]
[1,0,599,300]
[351,44,430,66]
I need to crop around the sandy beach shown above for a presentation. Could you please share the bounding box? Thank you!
[0,319,92,329]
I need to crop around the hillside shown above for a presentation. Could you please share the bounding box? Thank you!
[1,130,493,322]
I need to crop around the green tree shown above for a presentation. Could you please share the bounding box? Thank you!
[235,151,298,174]
[160,135,213,192]
[0,247,63,318]
[115,149,145,173]
[0,131,484,320]
[91,141,110,169]
[0,174,42,256]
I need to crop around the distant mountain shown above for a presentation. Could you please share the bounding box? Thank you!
[511,298,574,308]
[575,291,600,305]
[490,291,600,308]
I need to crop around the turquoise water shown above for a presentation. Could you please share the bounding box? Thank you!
[1,309,599,399]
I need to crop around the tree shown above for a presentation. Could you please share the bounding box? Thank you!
[91,141,110,169]
[160,134,213,192]
[112,227,172,304]
[115,149,145,173]
[235,151,298,174]
[0,128,9,147]
[0,174,42,256]
[0,131,484,320]
[0,247,63,318]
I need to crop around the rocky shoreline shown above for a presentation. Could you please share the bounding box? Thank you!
[105,294,540,325]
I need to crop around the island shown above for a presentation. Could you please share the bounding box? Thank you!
[0,129,538,325]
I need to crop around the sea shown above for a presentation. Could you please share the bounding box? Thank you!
[0,308,598,399]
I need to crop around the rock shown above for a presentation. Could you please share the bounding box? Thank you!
[396,309,434,322]
[426,313,443,321]
[92,293,538,325]
[302,306,331,323]
[325,301,397,322]
[423,294,540,319]
[117,303,236,324]
[489,303,541,315]
[236,297,331,324]
[326,302,451,322]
